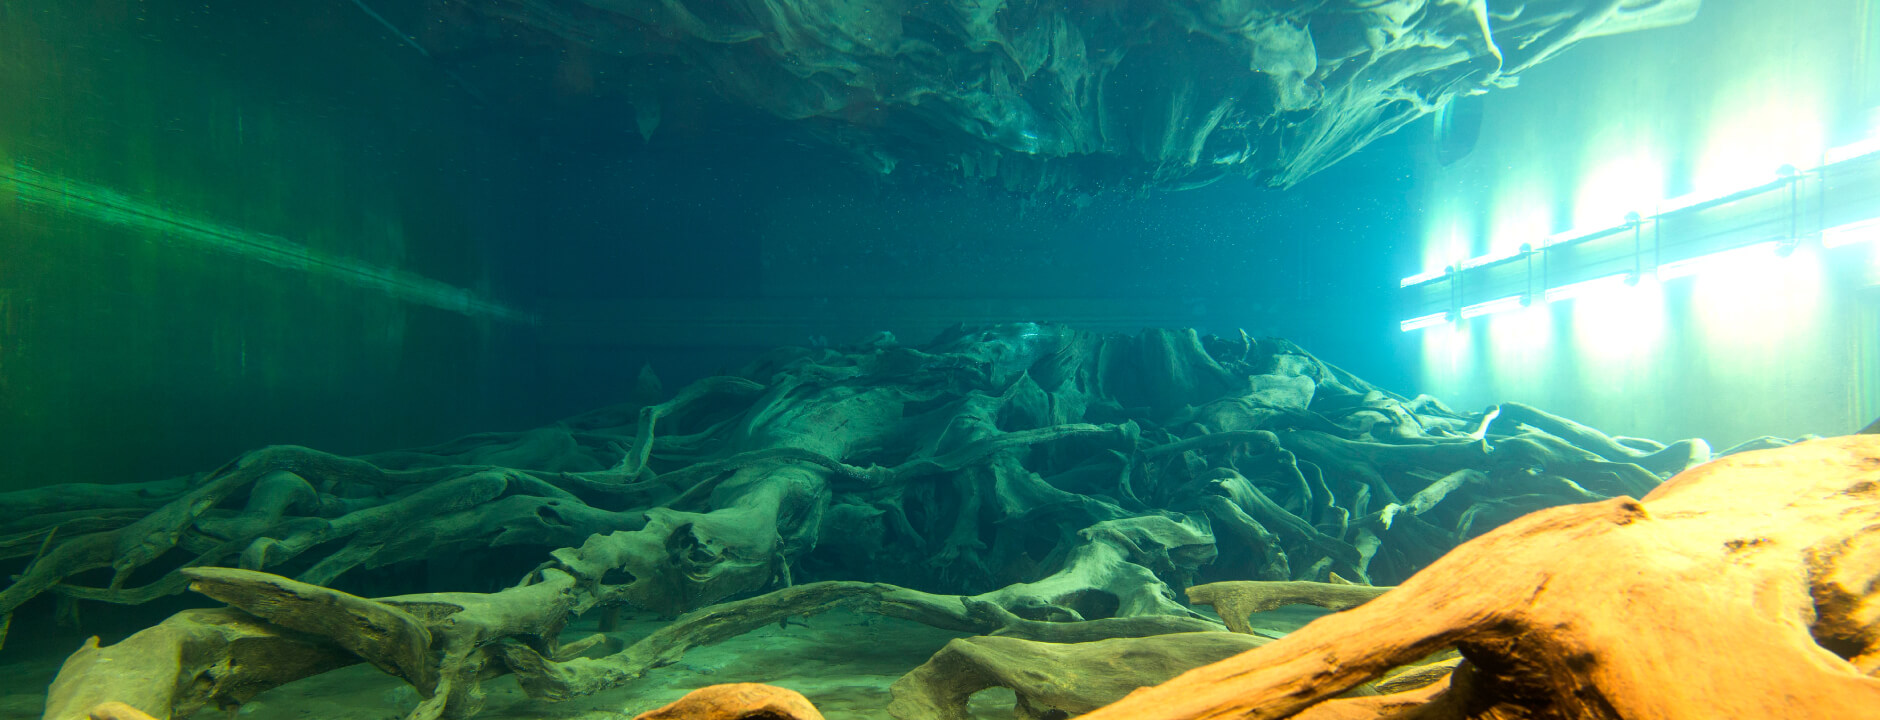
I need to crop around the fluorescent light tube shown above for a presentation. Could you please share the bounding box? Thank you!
[1543,273,1631,304]
[1544,223,1625,247]
[1658,188,1729,214]
[1656,241,1779,281]
[1400,268,1448,288]
[1825,137,1880,165]
[1399,312,1449,332]
[1461,248,1523,269]
[1459,295,1527,319]
[1822,217,1880,248]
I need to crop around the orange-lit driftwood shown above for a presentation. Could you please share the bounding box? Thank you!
[1076,435,1880,720]
[631,684,823,720]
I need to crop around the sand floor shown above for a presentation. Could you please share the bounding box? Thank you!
[0,606,1327,720]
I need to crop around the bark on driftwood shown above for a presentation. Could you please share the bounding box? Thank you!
[4,325,1769,720]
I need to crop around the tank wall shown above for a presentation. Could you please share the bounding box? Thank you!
[0,0,542,490]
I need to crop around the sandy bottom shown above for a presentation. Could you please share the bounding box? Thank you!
[0,606,1328,720]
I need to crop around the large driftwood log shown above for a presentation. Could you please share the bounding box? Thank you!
[42,608,357,720]
[1074,434,1880,719]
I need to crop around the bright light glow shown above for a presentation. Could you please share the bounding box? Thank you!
[1421,204,1472,276]
[1573,153,1665,232]
[1410,21,1857,443]
[1691,68,1825,201]
[1690,244,1822,321]
[1824,136,1880,165]
[1460,295,1527,319]
[1689,244,1826,389]
[1822,217,1880,248]
[1483,301,1554,391]
[1417,319,1473,403]
[1399,312,1449,332]
[1656,241,1781,281]
[1569,273,1666,370]
[1543,273,1632,304]
[1485,188,1553,259]
[1400,268,1448,288]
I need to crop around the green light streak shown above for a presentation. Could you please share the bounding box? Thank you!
[1,163,534,324]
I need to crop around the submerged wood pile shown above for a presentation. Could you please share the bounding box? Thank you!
[638,435,1880,719]
[3,324,1795,719]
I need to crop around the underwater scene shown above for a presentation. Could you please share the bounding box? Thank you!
[3,0,1880,718]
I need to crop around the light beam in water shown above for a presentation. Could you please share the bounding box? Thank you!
[1,164,533,324]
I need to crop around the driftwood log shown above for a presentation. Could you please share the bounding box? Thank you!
[886,631,1271,720]
[3,325,1769,720]
[1187,577,1391,635]
[1073,433,1880,719]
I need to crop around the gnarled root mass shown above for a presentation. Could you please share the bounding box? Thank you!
[473,0,1698,194]
[4,325,1753,720]
[579,435,1880,720]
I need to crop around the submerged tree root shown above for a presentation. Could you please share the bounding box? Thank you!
[41,571,1233,720]
[4,325,1777,720]
[625,436,1880,720]
[1187,579,1391,635]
